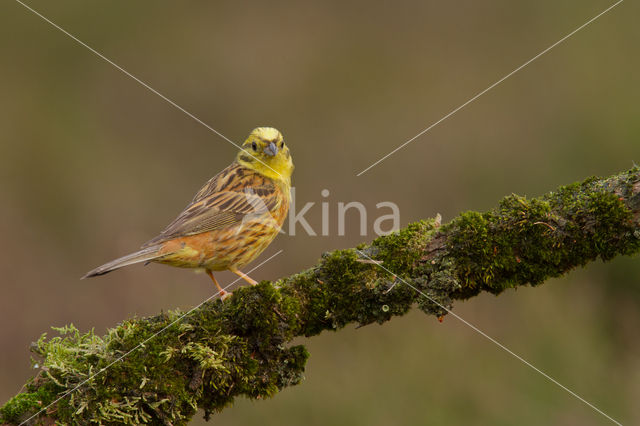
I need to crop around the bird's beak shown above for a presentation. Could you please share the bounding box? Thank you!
[264,141,278,157]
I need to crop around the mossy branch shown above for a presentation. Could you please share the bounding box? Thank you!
[3,168,640,425]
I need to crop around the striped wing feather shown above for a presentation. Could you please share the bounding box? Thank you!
[143,163,279,247]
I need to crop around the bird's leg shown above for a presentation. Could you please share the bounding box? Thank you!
[206,270,231,299]
[229,267,259,285]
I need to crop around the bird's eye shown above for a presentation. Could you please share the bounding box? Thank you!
[280,141,284,148]
[251,142,257,151]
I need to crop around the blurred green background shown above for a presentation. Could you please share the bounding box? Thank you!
[1,1,639,424]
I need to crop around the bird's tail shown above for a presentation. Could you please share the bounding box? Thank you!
[81,245,164,279]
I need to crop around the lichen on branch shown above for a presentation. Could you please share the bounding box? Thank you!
[2,168,640,425]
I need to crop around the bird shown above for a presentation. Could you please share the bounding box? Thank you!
[82,127,293,297]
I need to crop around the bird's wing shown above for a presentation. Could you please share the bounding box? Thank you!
[142,172,279,247]
[190,162,245,203]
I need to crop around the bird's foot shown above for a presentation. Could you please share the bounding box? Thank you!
[219,290,233,301]
[230,268,259,285]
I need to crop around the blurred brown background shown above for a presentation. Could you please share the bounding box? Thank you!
[1,1,639,424]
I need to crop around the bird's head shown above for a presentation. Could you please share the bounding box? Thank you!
[237,127,294,183]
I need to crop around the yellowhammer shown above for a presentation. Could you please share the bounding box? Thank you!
[83,127,293,296]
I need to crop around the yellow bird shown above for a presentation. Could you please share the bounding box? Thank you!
[83,127,293,297]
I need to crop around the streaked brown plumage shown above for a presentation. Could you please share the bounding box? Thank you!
[83,127,293,296]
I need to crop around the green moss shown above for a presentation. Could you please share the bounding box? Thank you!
[0,301,311,425]
[443,170,640,298]
[370,219,439,273]
[0,382,62,424]
[414,267,460,317]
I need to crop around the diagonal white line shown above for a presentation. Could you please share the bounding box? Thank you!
[13,0,283,179]
[19,249,284,426]
[355,249,622,425]
[356,0,624,176]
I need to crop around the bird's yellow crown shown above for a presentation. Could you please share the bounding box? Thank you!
[236,127,294,184]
